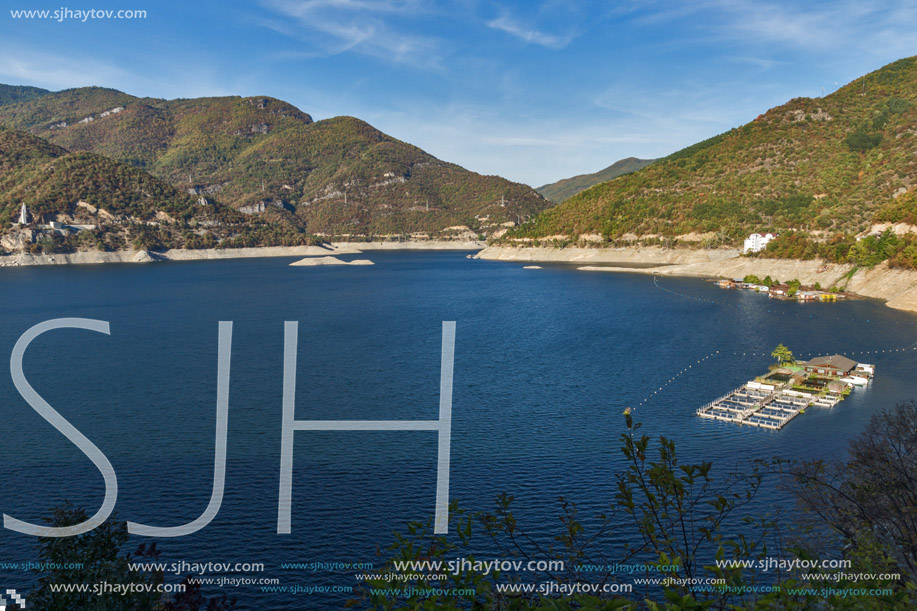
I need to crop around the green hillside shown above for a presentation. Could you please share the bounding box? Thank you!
[875,186,917,226]
[536,157,655,202]
[1,128,205,219]
[749,185,917,270]
[0,84,50,107]
[508,57,917,246]
[0,87,549,237]
[0,128,312,253]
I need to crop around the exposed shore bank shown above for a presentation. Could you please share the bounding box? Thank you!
[332,240,483,251]
[479,245,917,314]
[0,240,482,268]
[642,257,917,314]
[474,245,739,265]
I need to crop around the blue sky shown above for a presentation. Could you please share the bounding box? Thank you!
[1,1,915,186]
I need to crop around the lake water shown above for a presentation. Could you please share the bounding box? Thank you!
[1,251,915,608]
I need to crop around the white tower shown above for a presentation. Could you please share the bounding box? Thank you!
[18,203,30,225]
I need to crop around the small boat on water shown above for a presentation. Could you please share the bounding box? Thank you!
[840,376,869,387]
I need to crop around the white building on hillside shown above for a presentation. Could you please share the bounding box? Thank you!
[743,232,776,254]
[17,203,30,226]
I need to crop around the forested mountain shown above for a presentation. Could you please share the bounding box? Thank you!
[0,128,316,253]
[508,57,917,247]
[0,87,549,238]
[0,84,50,106]
[536,157,655,203]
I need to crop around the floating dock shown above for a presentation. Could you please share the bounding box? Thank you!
[698,373,857,430]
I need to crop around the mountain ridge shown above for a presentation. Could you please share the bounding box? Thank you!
[0,84,50,106]
[536,157,655,202]
[0,86,550,239]
[507,56,917,253]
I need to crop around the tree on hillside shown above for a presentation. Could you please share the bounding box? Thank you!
[845,127,883,152]
[772,343,795,366]
[792,400,917,591]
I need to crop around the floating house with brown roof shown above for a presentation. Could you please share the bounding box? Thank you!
[801,355,857,377]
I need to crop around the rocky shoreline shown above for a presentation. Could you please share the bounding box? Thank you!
[0,240,483,268]
[474,244,739,265]
[477,245,917,314]
[332,240,483,251]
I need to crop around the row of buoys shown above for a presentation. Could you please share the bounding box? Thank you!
[633,342,917,409]
[635,350,721,407]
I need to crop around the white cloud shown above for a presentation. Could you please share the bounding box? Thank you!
[257,0,444,68]
[0,48,128,90]
[486,15,574,49]
[0,43,239,99]
[629,0,917,57]
[268,0,424,13]
[726,56,788,70]
[715,0,863,50]
[480,133,656,148]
